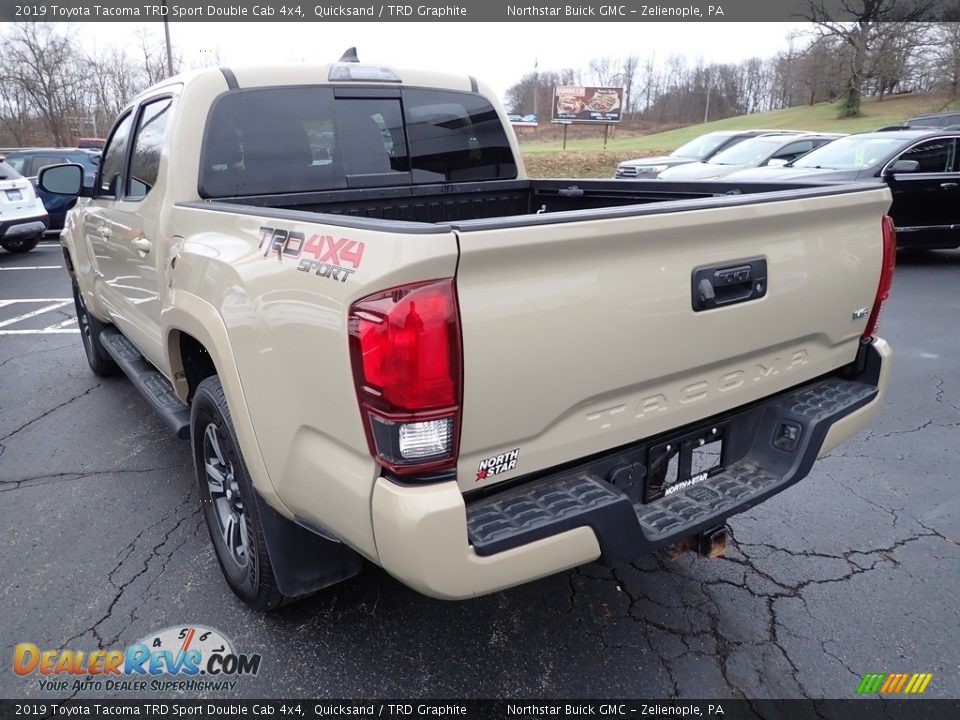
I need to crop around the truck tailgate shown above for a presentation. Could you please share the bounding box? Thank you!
[453,186,891,493]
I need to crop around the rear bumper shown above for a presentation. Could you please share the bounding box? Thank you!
[371,338,891,600]
[0,213,48,240]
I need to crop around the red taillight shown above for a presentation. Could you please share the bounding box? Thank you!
[862,214,896,339]
[348,279,462,475]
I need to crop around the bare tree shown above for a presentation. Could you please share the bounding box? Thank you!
[932,22,960,95]
[0,59,34,145]
[2,23,85,145]
[804,0,940,116]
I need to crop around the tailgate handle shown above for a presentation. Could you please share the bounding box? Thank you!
[692,257,767,312]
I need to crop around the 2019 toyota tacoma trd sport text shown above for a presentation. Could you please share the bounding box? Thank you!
[40,57,894,610]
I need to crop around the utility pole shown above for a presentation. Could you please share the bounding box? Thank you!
[703,81,711,124]
[163,0,174,77]
[532,58,539,119]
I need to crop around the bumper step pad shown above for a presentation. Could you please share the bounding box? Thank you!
[467,376,878,559]
[100,328,191,439]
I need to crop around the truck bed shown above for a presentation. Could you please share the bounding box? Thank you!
[186,178,849,227]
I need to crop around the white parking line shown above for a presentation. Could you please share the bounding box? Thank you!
[0,298,73,307]
[0,298,78,334]
[0,266,63,270]
[43,316,78,330]
[0,300,72,329]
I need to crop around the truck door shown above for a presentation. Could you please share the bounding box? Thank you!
[83,98,173,368]
[887,137,958,247]
[113,95,174,356]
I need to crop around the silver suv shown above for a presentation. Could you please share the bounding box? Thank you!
[0,157,48,253]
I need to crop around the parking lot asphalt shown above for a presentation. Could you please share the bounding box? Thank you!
[1,241,958,700]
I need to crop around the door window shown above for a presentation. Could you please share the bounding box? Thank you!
[127,98,173,200]
[98,112,134,198]
[896,139,954,173]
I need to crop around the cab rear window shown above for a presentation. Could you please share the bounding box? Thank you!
[199,86,516,198]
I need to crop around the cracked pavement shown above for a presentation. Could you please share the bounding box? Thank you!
[1,244,958,700]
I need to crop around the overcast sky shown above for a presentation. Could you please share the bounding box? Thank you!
[67,21,808,99]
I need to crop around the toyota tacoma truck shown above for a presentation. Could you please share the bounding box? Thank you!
[40,56,894,610]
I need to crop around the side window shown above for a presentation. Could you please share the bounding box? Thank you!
[127,98,172,200]
[99,112,134,197]
[897,139,953,173]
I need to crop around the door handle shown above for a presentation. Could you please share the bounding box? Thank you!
[940,182,958,190]
[692,257,768,312]
[132,237,152,254]
[100,227,112,239]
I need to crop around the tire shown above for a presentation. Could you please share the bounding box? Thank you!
[70,278,119,377]
[192,375,290,611]
[1,234,41,253]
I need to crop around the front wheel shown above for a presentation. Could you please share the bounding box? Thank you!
[1,234,41,253]
[192,376,290,611]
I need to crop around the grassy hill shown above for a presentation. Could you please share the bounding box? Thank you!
[520,94,960,178]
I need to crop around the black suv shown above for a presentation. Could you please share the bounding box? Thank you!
[905,111,960,129]
[725,128,960,249]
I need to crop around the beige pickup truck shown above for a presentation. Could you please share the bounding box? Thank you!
[40,57,894,610]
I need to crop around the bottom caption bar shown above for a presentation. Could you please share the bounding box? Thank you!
[4,700,960,719]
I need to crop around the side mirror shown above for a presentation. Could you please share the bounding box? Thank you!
[38,163,84,195]
[884,159,919,176]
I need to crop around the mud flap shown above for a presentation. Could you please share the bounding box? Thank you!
[255,493,363,598]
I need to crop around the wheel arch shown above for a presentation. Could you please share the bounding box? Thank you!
[162,292,293,520]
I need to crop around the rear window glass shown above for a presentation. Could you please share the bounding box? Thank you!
[403,89,517,183]
[0,161,22,179]
[3,157,26,174]
[200,86,516,198]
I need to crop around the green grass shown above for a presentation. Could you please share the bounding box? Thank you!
[519,94,960,155]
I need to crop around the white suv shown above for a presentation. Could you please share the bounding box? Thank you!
[0,157,48,253]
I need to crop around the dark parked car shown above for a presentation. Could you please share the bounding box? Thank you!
[725,129,960,249]
[2,148,99,230]
[905,111,960,129]
[614,129,807,178]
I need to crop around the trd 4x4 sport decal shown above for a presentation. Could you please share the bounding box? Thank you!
[258,226,365,283]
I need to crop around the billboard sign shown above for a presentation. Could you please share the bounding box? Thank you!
[552,86,624,123]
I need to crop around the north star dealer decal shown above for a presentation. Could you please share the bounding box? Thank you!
[476,448,520,481]
[258,226,365,282]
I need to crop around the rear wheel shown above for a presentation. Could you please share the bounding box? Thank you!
[70,279,119,377]
[192,375,290,611]
[1,234,41,253]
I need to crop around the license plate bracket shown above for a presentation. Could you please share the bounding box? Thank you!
[5,189,22,201]
[645,424,726,502]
